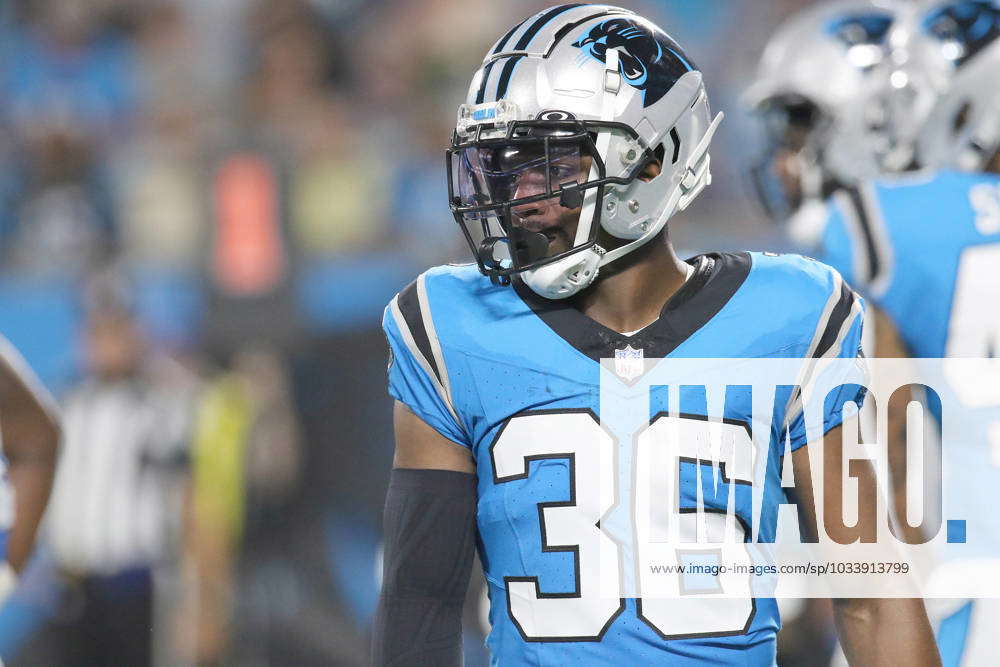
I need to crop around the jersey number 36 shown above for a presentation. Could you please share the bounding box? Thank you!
[490,410,757,642]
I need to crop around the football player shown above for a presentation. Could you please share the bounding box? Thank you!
[813,1,1000,664]
[745,0,930,546]
[373,5,939,665]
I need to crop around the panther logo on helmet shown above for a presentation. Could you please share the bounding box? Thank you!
[572,18,693,107]
[824,12,893,52]
[922,0,1000,67]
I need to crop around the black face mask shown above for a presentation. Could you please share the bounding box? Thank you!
[446,118,652,285]
[748,96,828,222]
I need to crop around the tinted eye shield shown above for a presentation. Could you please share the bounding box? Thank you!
[446,119,654,282]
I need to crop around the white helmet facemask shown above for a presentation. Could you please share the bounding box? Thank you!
[447,6,722,299]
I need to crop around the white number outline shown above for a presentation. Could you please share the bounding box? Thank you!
[490,409,626,643]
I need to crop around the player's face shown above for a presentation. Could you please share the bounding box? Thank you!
[770,146,806,210]
[757,97,821,213]
[454,139,661,266]
[508,150,593,258]
[85,311,144,379]
[453,140,594,260]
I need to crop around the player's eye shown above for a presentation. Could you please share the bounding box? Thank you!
[548,162,577,181]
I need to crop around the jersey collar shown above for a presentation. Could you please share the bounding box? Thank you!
[512,252,752,362]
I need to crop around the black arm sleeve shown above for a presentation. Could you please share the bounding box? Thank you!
[372,468,478,667]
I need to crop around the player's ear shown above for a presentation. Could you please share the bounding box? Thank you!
[639,144,664,182]
[639,158,662,182]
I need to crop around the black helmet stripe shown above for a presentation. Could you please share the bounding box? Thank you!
[475,59,498,104]
[492,18,528,55]
[512,3,585,51]
[494,54,525,101]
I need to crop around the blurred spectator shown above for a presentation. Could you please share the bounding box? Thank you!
[179,345,367,666]
[113,0,207,272]
[0,0,137,145]
[14,276,197,666]
[0,0,138,276]
[385,99,464,266]
[0,129,119,277]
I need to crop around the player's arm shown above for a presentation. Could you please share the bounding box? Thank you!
[371,401,477,667]
[870,305,926,545]
[792,424,939,667]
[0,340,60,573]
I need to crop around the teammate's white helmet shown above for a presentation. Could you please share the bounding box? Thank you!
[894,0,1000,171]
[447,4,722,299]
[745,1,898,224]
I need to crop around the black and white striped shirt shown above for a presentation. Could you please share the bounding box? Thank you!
[46,361,196,574]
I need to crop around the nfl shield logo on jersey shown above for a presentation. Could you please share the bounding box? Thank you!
[614,345,645,381]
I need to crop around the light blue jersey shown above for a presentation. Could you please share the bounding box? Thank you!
[383,252,864,666]
[819,170,1000,358]
[818,171,1000,666]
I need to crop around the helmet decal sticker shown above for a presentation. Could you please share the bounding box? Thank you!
[922,0,1000,67]
[572,18,694,107]
[824,12,894,50]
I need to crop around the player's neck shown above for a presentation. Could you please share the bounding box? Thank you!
[570,235,690,334]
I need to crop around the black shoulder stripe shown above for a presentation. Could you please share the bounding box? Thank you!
[813,281,856,359]
[513,4,585,51]
[397,280,441,384]
[845,186,881,283]
[475,59,497,104]
[492,18,527,55]
[495,55,524,100]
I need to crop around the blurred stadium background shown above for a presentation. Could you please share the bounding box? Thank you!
[0,0,840,665]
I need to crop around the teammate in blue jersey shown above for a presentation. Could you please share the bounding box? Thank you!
[372,5,938,666]
[811,2,1000,665]
[821,170,1000,359]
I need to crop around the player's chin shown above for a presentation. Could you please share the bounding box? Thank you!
[544,239,572,257]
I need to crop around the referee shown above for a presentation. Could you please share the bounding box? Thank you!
[21,290,196,666]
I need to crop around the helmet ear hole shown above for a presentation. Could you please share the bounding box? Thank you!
[640,143,667,182]
[668,129,681,164]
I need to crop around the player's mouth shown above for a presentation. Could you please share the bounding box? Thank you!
[514,219,569,249]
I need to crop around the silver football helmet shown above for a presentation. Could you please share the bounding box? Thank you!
[745,0,899,235]
[891,0,1000,171]
[447,4,722,299]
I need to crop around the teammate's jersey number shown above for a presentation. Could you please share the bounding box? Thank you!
[969,183,1000,236]
[490,411,755,642]
[947,243,1000,364]
[947,242,1000,467]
